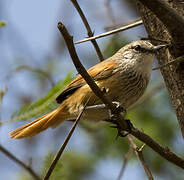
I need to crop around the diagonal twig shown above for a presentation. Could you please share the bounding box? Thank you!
[105,18,142,31]
[152,55,184,70]
[70,0,104,61]
[75,19,143,44]
[127,135,154,180]
[0,145,41,180]
[57,22,184,170]
[43,97,90,180]
[129,127,184,169]
[116,146,133,180]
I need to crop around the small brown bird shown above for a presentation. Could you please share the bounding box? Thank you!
[10,40,166,139]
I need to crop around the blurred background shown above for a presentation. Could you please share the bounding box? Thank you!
[0,0,184,179]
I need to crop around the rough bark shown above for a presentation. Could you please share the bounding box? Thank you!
[136,0,184,138]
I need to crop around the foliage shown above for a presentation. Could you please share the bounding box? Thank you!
[0,20,6,27]
[41,152,96,180]
[103,36,130,58]
[11,73,74,121]
[41,153,65,180]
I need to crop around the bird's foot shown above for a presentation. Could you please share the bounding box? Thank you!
[105,101,126,124]
[115,119,133,139]
[106,119,133,139]
[109,101,126,116]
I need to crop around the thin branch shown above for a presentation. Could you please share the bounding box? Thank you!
[116,146,133,180]
[57,22,184,170]
[105,18,142,31]
[0,145,41,180]
[152,55,184,70]
[70,0,104,61]
[75,19,143,44]
[128,126,184,169]
[44,97,90,180]
[127,135,154,180]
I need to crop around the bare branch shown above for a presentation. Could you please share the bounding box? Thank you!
[70,0,104,61]
[57,22,184,170]
[105,18,142,31]
[127,135,154,180]
[75,19,143,44]
[116,146,133,180]
[152,55,184,70]
[129,126,184,169]
[43,97,90,180]
[0,145,41,180]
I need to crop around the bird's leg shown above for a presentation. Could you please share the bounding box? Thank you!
[110,119,133,139]
[85,104,106,110]
[105,102,133,138]
[85,101,126,119]
[85,102,131,138]
[117,119,133,137]
[105,101,127,124]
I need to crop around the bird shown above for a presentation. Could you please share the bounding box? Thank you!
[9,40,166,139]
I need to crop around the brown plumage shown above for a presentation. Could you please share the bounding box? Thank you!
[9,40,166,139]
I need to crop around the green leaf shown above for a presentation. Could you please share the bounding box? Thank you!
[0,87,7,102]
[11,73,74,121]
[0,20,6,27]
[41,151,96,180]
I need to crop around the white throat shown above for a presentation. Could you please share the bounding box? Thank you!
[132,53,154,77]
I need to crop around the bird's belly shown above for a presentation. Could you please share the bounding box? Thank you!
[81,107,109,121]
[66,72,149,122]
[80,73,148,122]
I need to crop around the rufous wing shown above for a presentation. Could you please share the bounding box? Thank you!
[56,59,117,103]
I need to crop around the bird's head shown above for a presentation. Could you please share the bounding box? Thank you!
[116,40,167,76]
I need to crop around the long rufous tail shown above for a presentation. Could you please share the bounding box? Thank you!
[9,108,68,139]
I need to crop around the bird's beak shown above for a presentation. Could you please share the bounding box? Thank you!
[151,44,168,52]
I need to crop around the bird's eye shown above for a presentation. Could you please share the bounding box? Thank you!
[134,45,142,51]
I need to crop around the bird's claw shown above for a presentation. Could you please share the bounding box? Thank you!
[110,101,126,115]
[109,119,133,140]
[115,131,129,140]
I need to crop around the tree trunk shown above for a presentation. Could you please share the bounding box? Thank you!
[136,0,184,138]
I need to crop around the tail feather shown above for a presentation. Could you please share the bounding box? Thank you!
[10,109,67,139]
